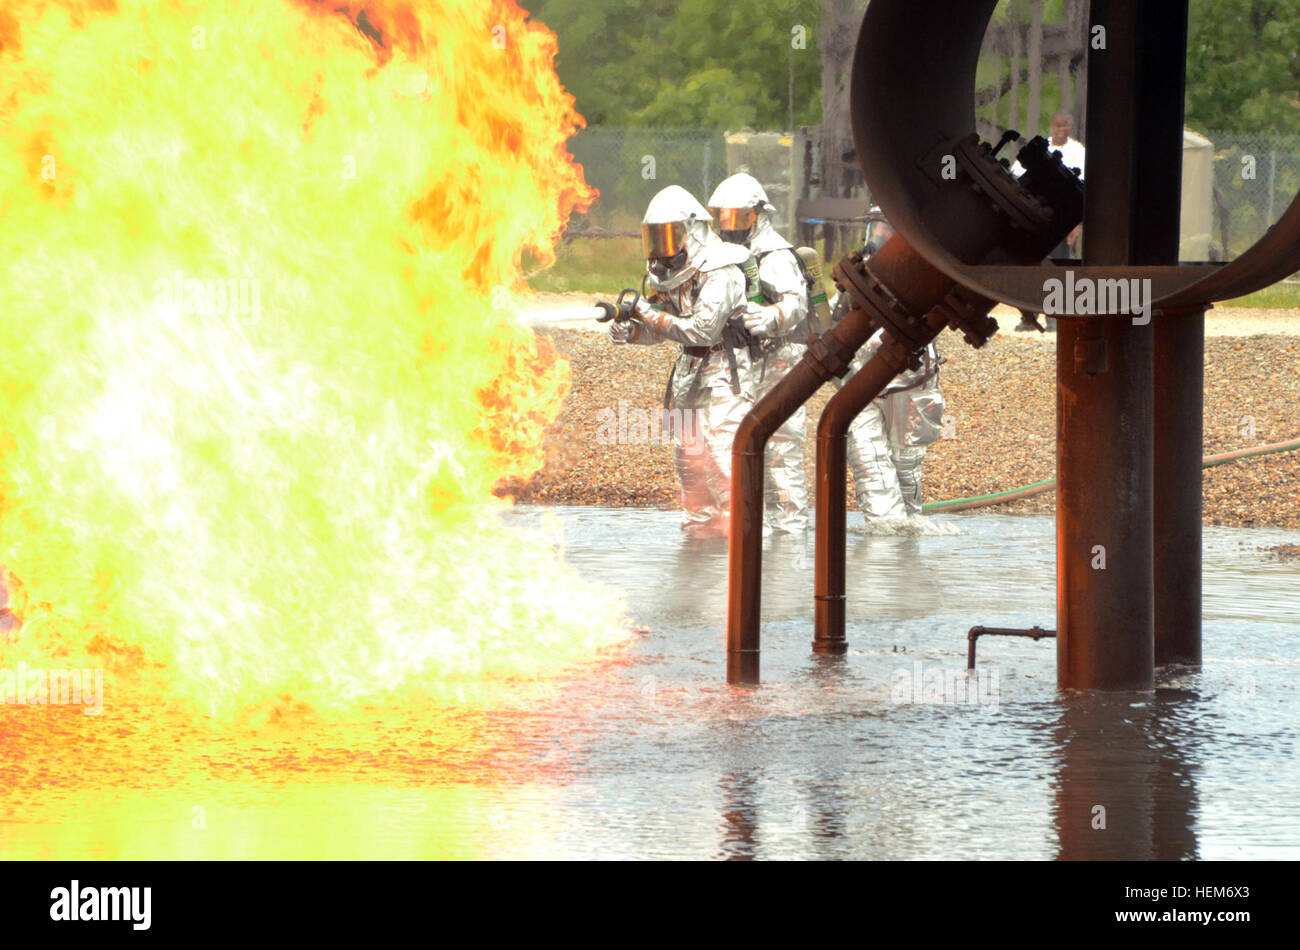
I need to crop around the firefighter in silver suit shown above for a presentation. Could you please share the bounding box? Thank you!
[609,185,753,536]
[835,209,946,525]
[707,172,810,534]
[845,331,945,522]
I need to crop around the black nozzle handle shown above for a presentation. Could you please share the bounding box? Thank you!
[596,288,642,323]
[615,288,641,321]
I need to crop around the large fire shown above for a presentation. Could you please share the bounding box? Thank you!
[0,0,628,715]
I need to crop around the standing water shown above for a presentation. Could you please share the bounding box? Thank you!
[1,508,1298,859]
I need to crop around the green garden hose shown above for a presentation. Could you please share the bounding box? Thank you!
[923,437,1300,513]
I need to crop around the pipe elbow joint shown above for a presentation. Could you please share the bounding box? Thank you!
[735,410,772,456]
[817,392,859,440]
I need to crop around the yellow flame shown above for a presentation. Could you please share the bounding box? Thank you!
[0,0,627,716]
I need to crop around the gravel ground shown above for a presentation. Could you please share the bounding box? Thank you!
[505,303,1300,530]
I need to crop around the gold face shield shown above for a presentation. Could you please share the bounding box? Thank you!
[708,207,757,234]
[641,221,688,261]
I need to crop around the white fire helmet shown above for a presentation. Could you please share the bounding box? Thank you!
[707,172,775,247]
[641,185,713,292]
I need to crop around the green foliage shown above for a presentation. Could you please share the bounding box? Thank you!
[525,236,645,295]
[1186,0,1300,135]
[1222,282,1300,308]
[978,1,1084,137]
[527,0,822,129]
[566,127,728,227]
[529,0,1298,137]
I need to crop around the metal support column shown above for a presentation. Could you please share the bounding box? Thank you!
[1057,317,1154,690]
[1057,0,1190,690]
[1153,307,1204,667]
[1138,0,1202,670]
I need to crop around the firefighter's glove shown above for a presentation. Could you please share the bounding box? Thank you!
[743,300,784,338]
[608,318,641,344]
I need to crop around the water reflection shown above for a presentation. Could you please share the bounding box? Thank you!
[1051,688,1201,860]
[718,771,759,860]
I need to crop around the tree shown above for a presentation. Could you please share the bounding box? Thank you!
[524,0,668,127]
[528,0,823,129]
[977,0,1088,143]
[816,0,864,260]
[977,0,1300,141]
[1185,0,1300,135]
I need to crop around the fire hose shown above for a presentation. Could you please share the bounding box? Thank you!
[922,436,1300,513]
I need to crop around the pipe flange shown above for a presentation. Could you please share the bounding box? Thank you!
[954,134,1055,234]
[832,256,931,350]
[867,277,931,351]
[936,286,998,349]
[806,328,860,380]
[883,340,925,374]
[830,250,864,294]
[871,333,917,378]
[833,254,909,320]
[878,312,931,351]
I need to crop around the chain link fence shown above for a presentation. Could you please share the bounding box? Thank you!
[565,127,730,233]
[1204,131,1300,266]
[562,126,1300,282]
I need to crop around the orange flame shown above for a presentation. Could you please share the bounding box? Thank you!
[0,0,624,715]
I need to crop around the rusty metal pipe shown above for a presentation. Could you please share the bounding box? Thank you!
[1153,306,1206,667]
[813,322,939,653]
[1056,317,1155,690]
[813,277,1006,654]
[820,0,1297,697]
[1057,0,1190,691]
[967,625,1057,670]
[728,146,1078,681]
[728,235,963,683]
[726,305,879,684]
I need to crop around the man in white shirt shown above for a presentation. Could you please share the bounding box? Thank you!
[1010,112,1086,181]
[1014,112,1085,331]
[1045,112,1086,180]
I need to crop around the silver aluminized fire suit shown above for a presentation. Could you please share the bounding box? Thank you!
[708,173,810,534]
[842,329,945,522]
[830,207,945,524]
[613,186,753,535]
